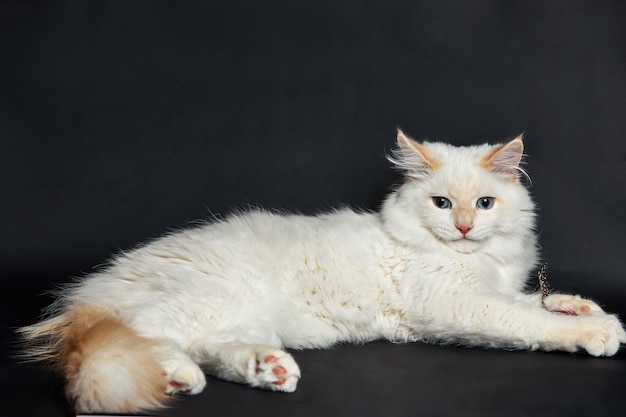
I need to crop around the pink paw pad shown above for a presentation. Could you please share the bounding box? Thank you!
[273,378,286,386]
[272,366,287,385]
[169,380,191,393]
[272,366,286,375]
[251,348,300,392]
[261,355,287,384]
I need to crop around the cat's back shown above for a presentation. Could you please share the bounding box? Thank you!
[68,209,390,307]
[185,208,385,259]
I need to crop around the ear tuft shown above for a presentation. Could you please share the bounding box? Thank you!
[388,129,440,178]
[481,134,525,180]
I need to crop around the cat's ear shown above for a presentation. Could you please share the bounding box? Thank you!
[389,129,440,179]
[481,135,525,181]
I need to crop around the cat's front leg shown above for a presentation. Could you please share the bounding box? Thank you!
[426,294,626,356]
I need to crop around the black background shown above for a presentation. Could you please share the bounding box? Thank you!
[2,1,625,416]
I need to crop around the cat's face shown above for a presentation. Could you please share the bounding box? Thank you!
[417,167,512,254]
[384,131,534,255]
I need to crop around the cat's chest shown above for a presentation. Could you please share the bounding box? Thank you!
[404,252,503,294]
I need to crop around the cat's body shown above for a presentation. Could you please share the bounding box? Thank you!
[20,131,626,413]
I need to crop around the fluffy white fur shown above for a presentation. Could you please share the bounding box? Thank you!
[20,130,626,413]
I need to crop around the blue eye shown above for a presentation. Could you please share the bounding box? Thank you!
[476,197,495,210]
[432,197,452,209]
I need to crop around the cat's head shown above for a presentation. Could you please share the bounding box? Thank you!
[382,130,535,255]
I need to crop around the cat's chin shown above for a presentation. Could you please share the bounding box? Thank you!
[447,238,481,254]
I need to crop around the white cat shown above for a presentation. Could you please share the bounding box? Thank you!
[20,130,626,414]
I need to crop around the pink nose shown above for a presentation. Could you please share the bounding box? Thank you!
[456,225,472,235]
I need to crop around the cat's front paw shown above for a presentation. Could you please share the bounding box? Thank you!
[544,294,605,316]
[574,315,626,357]
[251,348,301,392]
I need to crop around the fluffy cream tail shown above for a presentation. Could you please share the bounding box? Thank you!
[19,304,168,413]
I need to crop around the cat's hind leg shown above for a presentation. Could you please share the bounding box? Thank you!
[153,342,207,396]
[189,342,301,392]
[544,294,606,316]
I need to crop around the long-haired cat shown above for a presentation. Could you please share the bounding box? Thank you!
[20,130,626,414]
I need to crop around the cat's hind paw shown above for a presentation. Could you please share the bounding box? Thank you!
[251,348,300,392]
[544,294,605,316]
[164,362,206,396]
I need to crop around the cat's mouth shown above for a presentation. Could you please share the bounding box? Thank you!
[452,235,478,242]
[448,236,481,254]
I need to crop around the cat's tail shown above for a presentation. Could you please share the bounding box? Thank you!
[18,303,169,413]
